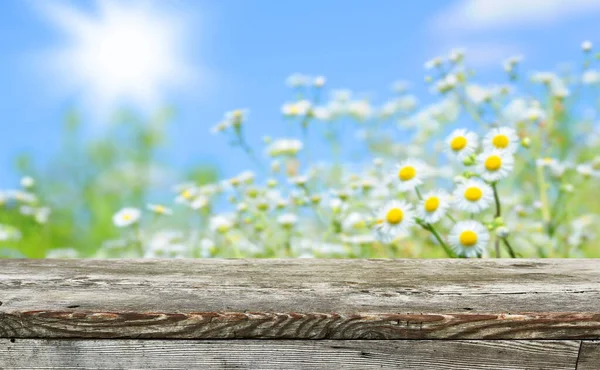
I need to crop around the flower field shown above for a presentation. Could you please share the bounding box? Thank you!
[1,45,599,258]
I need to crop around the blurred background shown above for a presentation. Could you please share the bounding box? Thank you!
[1,0,599,257]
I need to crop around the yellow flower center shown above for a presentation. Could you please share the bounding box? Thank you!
[450,136,467,151]
[398,166,416,181]
[459,230,478,246]
[464,187,482,201]
[424,196,440,212]
[492,134,510,148]
[484,155,502,171]
[386,208,404,225]
[182,190,193,199]
[123,214,132,221]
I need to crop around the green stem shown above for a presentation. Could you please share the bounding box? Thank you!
[548,190,565,237]
[420,222,454,257]
[446,213,457,224]
[536,165,551,224]
[491,182,501,218]
[284,229,293,257]
[133,223,144,257]
[236,133,265,172]
[502,238,517,258]
[495,239,501,258]
[301,119,310,165]
[415,187,423,201]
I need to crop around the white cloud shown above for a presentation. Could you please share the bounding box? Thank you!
[426,0,600,68]
[432,0,600,34]
[38,0,198,114]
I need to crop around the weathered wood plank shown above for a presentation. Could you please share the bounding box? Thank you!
[1,259,600,339]
[0,339,581,370]
[576,341,600,369]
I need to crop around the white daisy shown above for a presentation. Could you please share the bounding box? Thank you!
[8,190,37,204]
[342,212,367,232]
[210,120,231,134]
[277,213,298,228]
[449,220,490,257]
[548,161,571,179]
[289,175,309,186]
[453,179,494,214]
[147,203,173,216]
[576,163,600,178]
[374,200,416,242]
[314,75,326,87]
[254,198,270,212]
[266,139,303,157]
[175,186,199,204]
[536,157,557,168]
[34,207,51,224]
[476,150,514,182]
[209,215,234,233]
[483,127,519,153]
[113,207,141,228]
[236,171,256,184]
[328,198,348,214]
[394,159,429,192]
[582,40,593,52]
[190,195,210,210]
[20,176,35,189]
[445,129,479,160]
[416,190,450,224]
[286,73,309,88]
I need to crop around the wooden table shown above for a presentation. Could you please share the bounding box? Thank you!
[1,259,599,369]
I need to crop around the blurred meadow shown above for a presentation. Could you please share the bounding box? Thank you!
[0,0,599,258]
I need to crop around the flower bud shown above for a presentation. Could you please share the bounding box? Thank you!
[246,188,259,198]
[496,226,510,238]
[462,155,476,166]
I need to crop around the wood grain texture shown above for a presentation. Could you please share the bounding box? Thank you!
[576,341,600,370]
[0,339,582,370]
[1,259,600,339]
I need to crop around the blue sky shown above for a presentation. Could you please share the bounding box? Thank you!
[1,0,599,185]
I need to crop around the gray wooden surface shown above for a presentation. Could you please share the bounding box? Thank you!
[0,339,583,370]
[1,259,600,340]
[1,259,599,369]
[576,341,600,370]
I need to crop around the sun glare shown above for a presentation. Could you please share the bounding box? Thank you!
[43,0,192,112]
